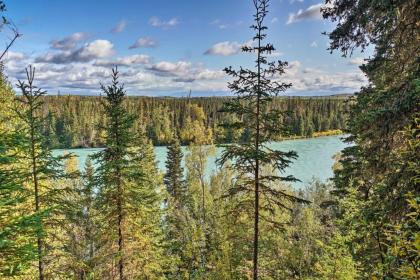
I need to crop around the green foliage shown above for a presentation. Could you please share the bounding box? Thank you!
[164,136,186,204]
[13,66,68,279]
[0,67,39,277]
[218,1,308,278]
[324,0,420,278]
[93,68,165,279]
[35,95,348,148]
[2,0,418,278]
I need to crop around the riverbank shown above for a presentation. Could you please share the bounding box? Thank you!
[275,129,344,141]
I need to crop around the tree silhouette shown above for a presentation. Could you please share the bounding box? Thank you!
[218,0,308,278]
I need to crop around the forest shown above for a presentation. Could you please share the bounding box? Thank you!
[38,95,348,148]
[0,0,418,279]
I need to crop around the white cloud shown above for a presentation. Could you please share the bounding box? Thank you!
[310,41,318,47]
[271,17,279,23]
[2,51,25,61]
[287,3,323,24]
[111,20,127,33]
[36,39,114,64]
[2,51,31,78]
[348,57,365,66]
[147,61,192,77]
[285,60,301,76]
[290,0,304,3]
[147,60,225,84]
[204,41,243,56]
[95,54,151,67]
[81,40,114,58]
[195,69,224,80]
[149,17,179,29]
[50,32,87,50]
[129,37,157,49]
[279,60,367,93]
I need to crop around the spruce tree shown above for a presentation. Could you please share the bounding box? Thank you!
[218,1,307,278]
[94,67,135,280]
[14,66,66,279]
[0,66,38,276]
[94,67,165,279]
[164,136,186,204]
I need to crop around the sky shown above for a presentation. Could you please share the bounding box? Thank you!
[1,0,370,96]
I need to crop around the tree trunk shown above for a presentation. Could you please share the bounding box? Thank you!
[253,22,262,280]
[30,97,45,280]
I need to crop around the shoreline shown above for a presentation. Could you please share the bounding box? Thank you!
[53,131,346,151]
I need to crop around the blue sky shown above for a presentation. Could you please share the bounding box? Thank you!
[2,0,369,96]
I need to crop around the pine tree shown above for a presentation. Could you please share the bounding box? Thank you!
[218,1,307,278]
[164,136,186,204]
[94,67,165,279]
[93,67,135,280]
[0,66,38,276]
[14,66,66,279]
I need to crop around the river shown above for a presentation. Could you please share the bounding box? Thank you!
[53,135,349,188]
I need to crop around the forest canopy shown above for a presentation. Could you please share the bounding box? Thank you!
[37,95,348,148]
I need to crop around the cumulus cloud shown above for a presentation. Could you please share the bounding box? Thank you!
[310,41,318,47]
[271,17,279,23]
[129,37,157,49]
[147,61,192,77]
[2,51,30,77]
[50,32,87,50]
[278,60,367,93]
[147,60,224,83]
[6,51,227,94]
[2,51,25,61]
[149,17,179,29]
[287,3,323,24]
[348,57,365,66]
[95,54,151,67]
[36,39,114,64]
[204,41,244,56]
[111,20,127,33]
[195,69,224,80]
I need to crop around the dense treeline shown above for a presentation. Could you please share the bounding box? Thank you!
[37,95,348,148]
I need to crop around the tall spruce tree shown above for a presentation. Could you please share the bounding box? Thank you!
[0,66,39,277]
[94,67,165,279]
[164,136,186,204]
[94,67,136,280]
[14,66,66,279]
[218,1,307,278]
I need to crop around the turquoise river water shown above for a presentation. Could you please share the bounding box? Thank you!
[53,135,349,188]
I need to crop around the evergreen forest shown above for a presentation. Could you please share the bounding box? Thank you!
[0,0,418,279]
[38,95,348,148]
